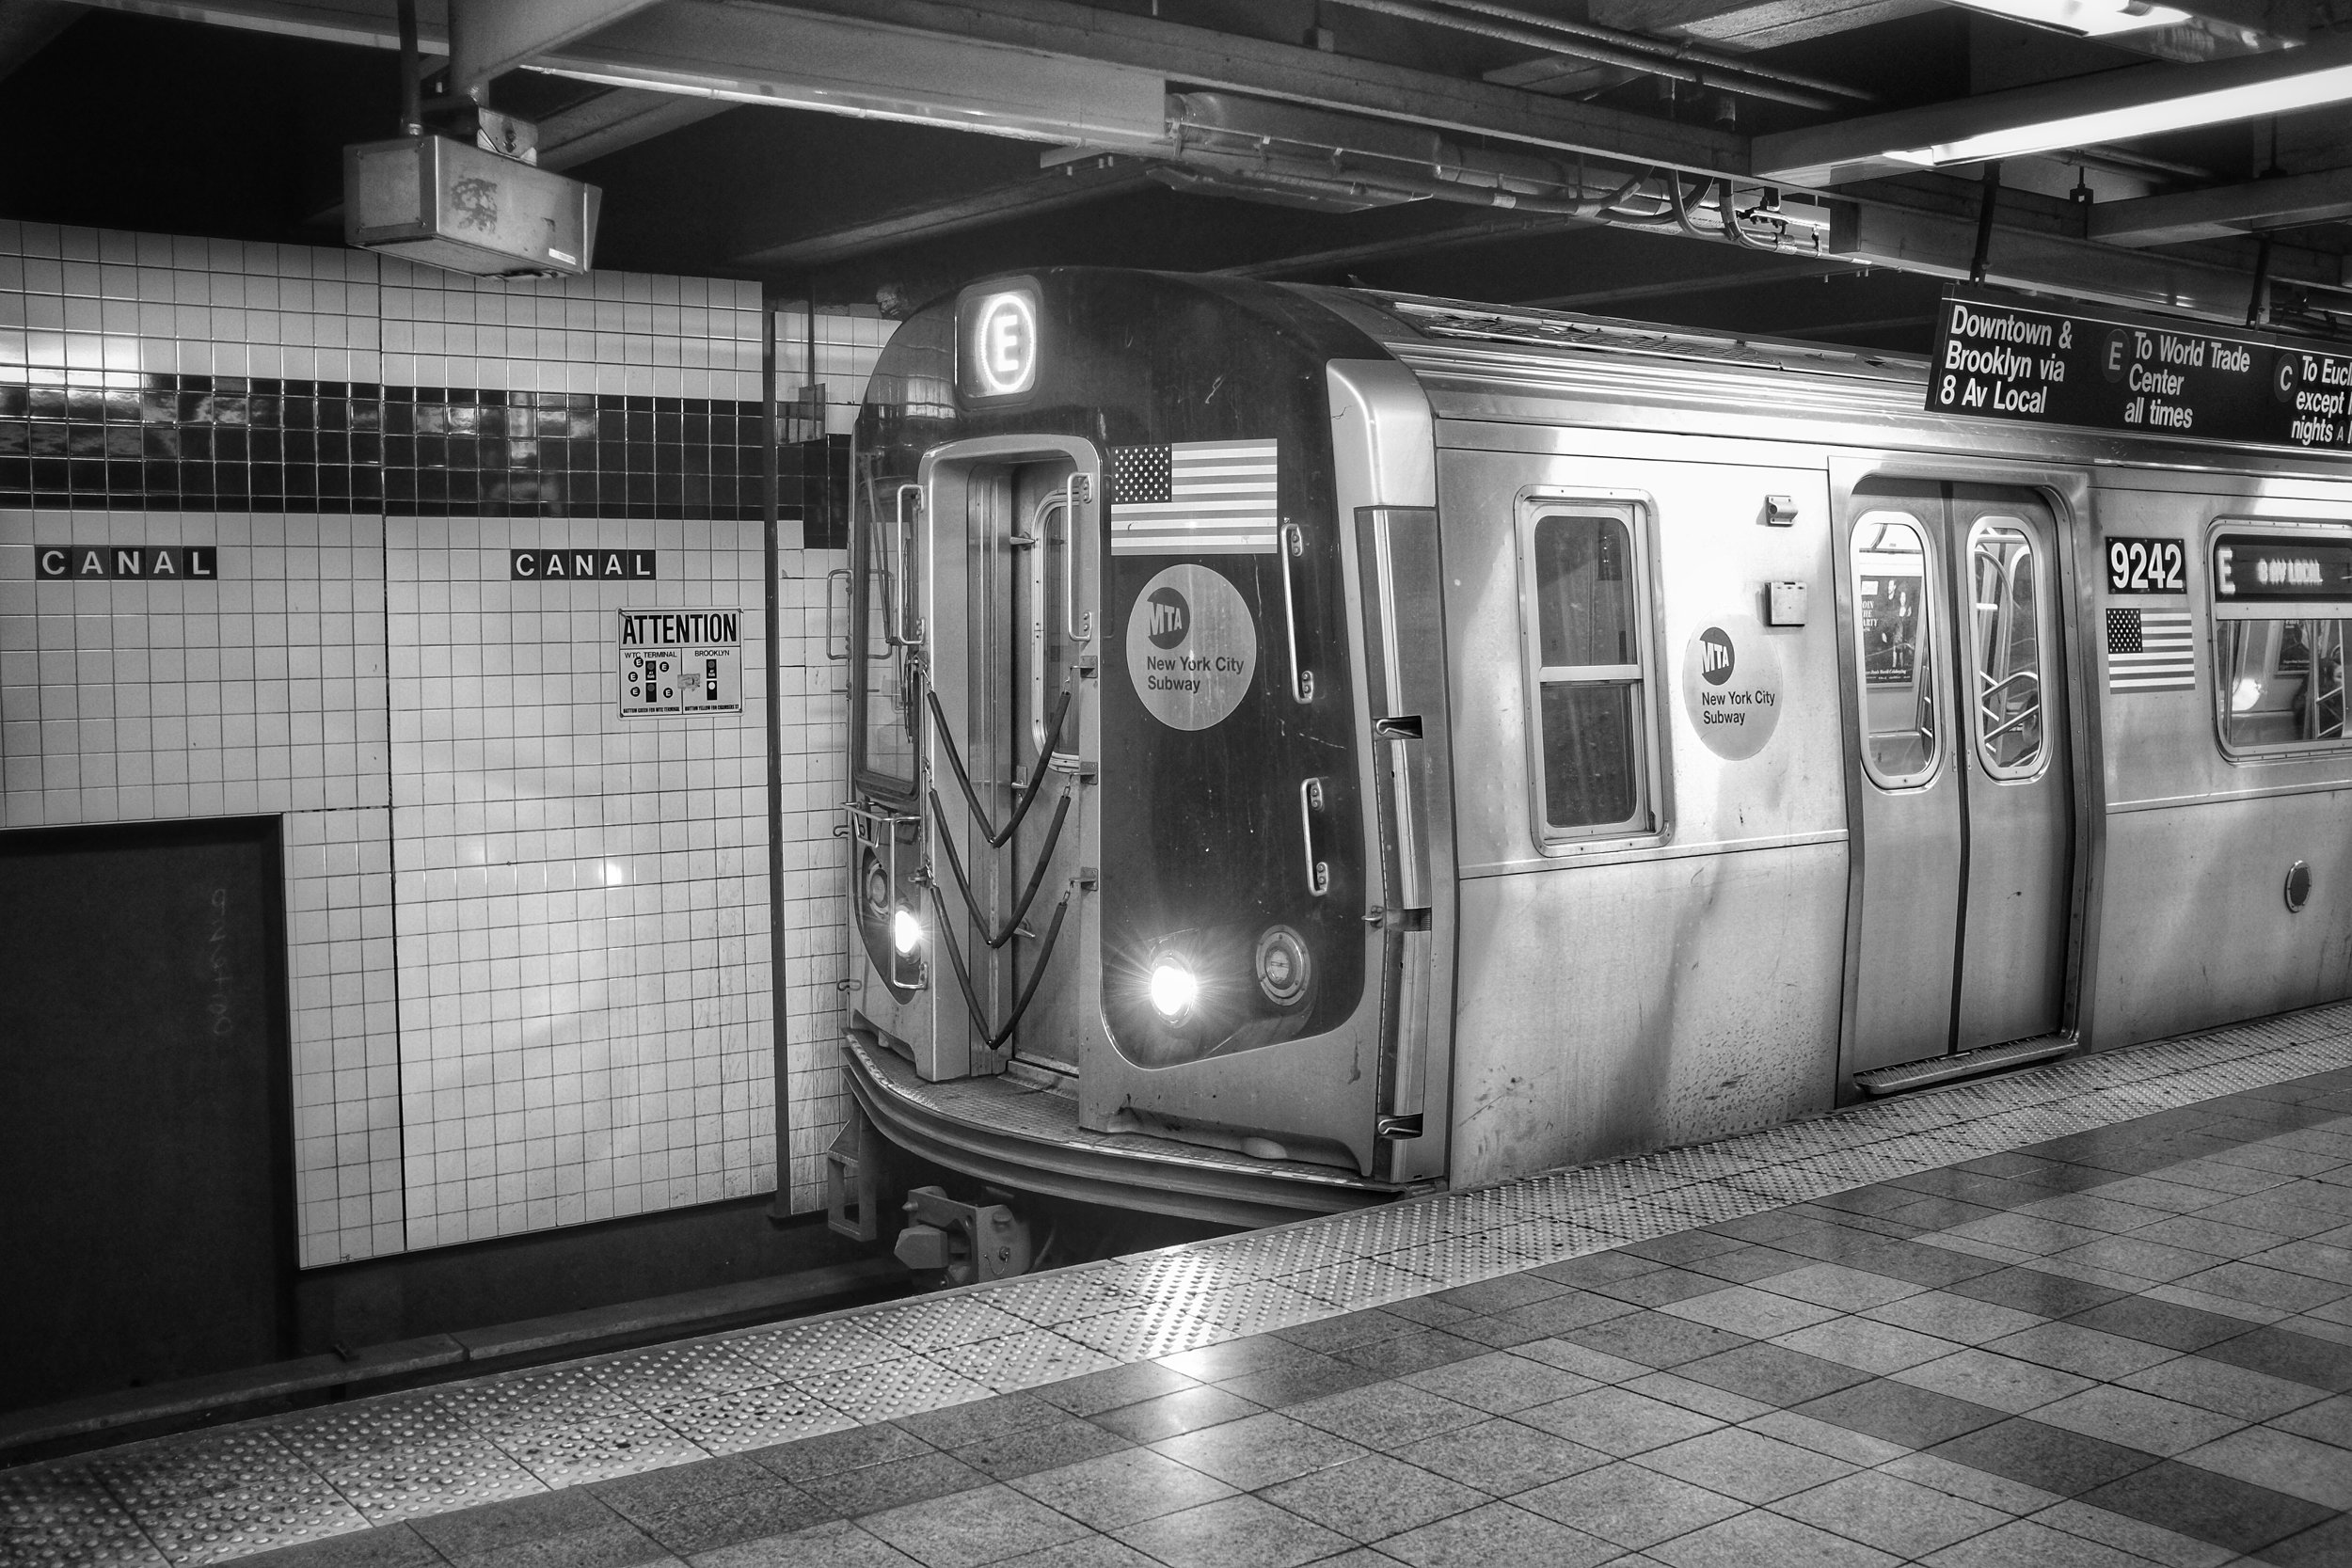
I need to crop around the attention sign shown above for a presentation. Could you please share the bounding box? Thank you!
[617,608,741,718]
[1928,285,2352,454]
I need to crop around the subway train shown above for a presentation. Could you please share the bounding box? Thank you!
[829,266,2352,1238]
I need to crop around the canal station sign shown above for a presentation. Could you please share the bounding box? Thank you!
[1928,284,2352,454]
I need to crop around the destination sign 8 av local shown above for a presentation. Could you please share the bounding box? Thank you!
[1929,284,2352,454]
[2214,534,2352,601]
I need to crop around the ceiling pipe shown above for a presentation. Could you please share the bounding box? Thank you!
[395,0,423,136]
[1432,0,1874,102]
[1323,0,1871,112]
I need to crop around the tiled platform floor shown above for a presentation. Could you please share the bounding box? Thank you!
[8,1008,2352,1568]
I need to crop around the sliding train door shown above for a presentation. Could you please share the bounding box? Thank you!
[1840,475,2076,1083]
[916,438,1101,1081]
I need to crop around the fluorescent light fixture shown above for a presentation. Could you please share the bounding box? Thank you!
[1948,0,2191,37]
[1886,55,2352,166]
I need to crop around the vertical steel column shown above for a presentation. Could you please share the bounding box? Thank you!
[763,289,792,1220]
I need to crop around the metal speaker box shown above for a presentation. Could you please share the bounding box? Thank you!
[343,135,599,278]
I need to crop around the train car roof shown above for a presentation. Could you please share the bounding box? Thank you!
[1281,281,2349,482]
[1335,289,1931,393]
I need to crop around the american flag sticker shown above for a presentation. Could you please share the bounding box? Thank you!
[2107,607,2196,692]
[1109,439,1279,555]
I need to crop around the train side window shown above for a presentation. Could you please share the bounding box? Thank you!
[1851,512,1940,787]
[853,485,919,790]
[1967,518,2046,779]
[1520,506,1652,839]
[2213,531,2352,754]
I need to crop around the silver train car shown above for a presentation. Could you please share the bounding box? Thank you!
[831,267,2352,1237]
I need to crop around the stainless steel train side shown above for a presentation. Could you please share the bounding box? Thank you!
[1328,291,2352,1189]
[835,272,2352,1232]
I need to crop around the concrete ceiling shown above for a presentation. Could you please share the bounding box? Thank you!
[4,0,2350,351]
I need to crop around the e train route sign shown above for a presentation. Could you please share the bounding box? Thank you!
[617,608,741,719]
[1928,284,2352,454]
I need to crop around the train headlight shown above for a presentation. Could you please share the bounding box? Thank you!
[1148,958,1199,1022]
[891,907,925,958]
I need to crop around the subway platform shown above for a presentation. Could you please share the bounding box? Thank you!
[8,1012,2352,1568]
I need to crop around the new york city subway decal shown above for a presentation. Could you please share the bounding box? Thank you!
[1929,284,2352,454]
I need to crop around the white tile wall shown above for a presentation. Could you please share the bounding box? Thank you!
[776,555,852,1208]
[285,805,405,1263]
[0,510,390,828]
[387,515,773,1246]
[0,221,868,1266]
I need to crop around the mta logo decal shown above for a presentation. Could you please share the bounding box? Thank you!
[1699,626,1736,686]
[1147,586,1190,649]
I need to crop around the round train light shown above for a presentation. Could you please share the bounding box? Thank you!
[964,289,1038,397]
[1148,958,1199,1022]
[861,854,891,919]
[1254,927,1311,1006]
[891,907,925,957]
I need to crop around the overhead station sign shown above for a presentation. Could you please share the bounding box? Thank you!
[1927,284,2352,454]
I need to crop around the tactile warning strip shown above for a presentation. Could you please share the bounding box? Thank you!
[8,1003,2351,1566]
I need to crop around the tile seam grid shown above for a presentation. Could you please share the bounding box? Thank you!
[8,1021,2350,1567]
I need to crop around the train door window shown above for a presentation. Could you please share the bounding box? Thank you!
[1519,503,1653,840]
[2212,531,2352,754]
[1852,512,1940,787]
[854,478,919,790]
[1966,518,2047,779]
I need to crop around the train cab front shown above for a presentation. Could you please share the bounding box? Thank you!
[833,270,1456,1235]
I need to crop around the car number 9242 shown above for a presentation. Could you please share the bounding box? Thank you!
[2107,536,2185,594]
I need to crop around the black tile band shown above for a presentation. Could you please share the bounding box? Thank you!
[0,372,850,543]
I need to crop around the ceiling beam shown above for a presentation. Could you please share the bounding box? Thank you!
[1832,198,2313,322]
[734,157,1154,268]
[80,0,439,53]
[1594,0,1938,52]
[2090,165,2352,245]
[78,0,1753,174]
[0,1,84,83]
[449,0,661,98]
[742,0,1746,175]
[534,84,730,168]
[1756,36,2352,185]
[528,2,1176,152]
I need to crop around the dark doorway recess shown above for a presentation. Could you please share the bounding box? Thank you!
[0,816,296,1412]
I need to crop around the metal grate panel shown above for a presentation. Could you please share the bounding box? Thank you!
[0,1464,168,1568]
[653,1386,859,1456]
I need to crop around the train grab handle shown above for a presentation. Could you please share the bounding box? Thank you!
[824,568,850,662]
[1060,475,1093,645]
[1025,495,1056,756]
[1280,522,1315,703]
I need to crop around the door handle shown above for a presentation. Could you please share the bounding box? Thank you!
[1299,776,1331,896]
